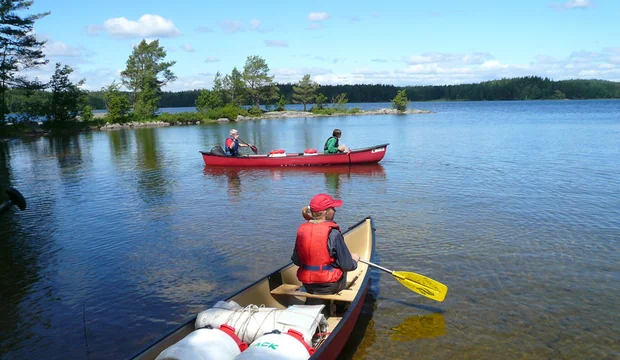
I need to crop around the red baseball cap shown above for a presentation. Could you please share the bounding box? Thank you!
[309,193,343,212]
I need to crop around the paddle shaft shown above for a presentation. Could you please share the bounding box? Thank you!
[359,259,394,275]
[238,138,258,153]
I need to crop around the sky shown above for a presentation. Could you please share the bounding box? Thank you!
[22,0,620,91]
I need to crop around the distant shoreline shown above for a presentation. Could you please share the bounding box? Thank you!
[96,108,432,130]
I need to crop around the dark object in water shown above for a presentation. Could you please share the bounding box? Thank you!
[0,187,27,214]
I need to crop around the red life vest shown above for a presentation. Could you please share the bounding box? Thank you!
[295,221,343,284]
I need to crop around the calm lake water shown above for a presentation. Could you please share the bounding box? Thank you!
[1,100,619,359]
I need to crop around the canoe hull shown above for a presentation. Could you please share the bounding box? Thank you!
[130,217,376,360]
[200,144,389,167]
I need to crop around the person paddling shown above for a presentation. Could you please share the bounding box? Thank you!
[291,194,360,311]
[323,129,350,154]
[225,129,254,156]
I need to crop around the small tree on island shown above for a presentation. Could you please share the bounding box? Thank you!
[242,55,277,108]
[102,81,130,122]
[392,89,409,112]
[121,39,176,119]
[314,93,328,110]
[195,89,222,113]
[292,74,319,111]
[332,93,348,112]
[222,67,246,106]
[47,63,86,122]
[80,105,94,122]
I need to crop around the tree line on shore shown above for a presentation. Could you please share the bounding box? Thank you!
[7,76,619,117]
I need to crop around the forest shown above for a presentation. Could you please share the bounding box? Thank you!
[5,76,620,113]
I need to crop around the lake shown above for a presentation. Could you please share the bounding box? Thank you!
[1,100,619,359]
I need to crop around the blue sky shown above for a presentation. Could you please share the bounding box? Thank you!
[25,0,620,91]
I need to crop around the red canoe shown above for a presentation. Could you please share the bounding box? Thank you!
[200,144,389,167]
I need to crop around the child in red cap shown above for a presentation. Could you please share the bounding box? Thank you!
[292,194,360,308]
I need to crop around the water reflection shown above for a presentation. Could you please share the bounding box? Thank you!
[203,164,386,200]
[0,141,59,355]
[108,129,133,162]
[389,312,446,341]
[338,279,378,360]
[47,134,84,171]
[134,128,171,202]
[202,167,243,199]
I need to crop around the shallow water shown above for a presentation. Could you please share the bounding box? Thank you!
[1,100,619,359]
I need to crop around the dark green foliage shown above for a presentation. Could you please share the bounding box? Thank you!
[0,0,50,123]
[6,77,620,117]
[204,104,249,120]
[47,63,86,122]
[242,55,277,107]
[292,74,319,111]
[195,89,222,113]
[314,93,328,110]
[276,95,287,111]
[331,93,348,112]
[248,106,263,116]
[392,89,409,112]
[102,82,130,122]
[80,105,94,122]
[121,39,176,117]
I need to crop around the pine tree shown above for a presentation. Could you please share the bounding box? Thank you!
[0,0,50,123]
[292,74,319,111]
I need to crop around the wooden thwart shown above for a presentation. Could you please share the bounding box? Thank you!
[270,284,356,302]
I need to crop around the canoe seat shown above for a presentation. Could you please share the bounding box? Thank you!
[270,284,356,302]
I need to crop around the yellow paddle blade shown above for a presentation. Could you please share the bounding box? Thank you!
[392,271,448,302]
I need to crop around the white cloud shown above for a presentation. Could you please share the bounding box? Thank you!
[23,62,119,91]
[23,47,620,91]
[164,76,212,91]
[291,49,620,86]
[352,68,390,76]
[180,44,195,52]
[103,14,181,38]
[314,73,365,85]
[36,34,93,59]
[371,58,388,63]
[407,52,494,65]
[273,67,333,83]
[250,19,261,30]
[307,12,330,21]
[264,40,288,47]
[551,0,595,10]
[220,19,244,33]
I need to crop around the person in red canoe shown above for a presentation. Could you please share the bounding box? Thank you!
[292,194,360,305]
[323,129,350,154]
[225,129,253,156]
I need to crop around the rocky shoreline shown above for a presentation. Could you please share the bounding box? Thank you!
[2,108,433,134]
[99,107,433,129]
[231,108,432,122]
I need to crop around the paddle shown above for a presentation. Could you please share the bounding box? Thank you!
[359,259,448,302]
[0,187,27,215]
[238,138,258,154]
